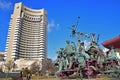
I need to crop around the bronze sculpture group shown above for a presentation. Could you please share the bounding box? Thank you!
[55,17,120,79]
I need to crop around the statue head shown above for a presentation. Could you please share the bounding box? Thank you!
[81,42,84,46]
[78,40,80,42]
[60,48,64,51]
[66,40,70,44]
[92,33,95,37]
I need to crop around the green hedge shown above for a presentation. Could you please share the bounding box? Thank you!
[31,76,56,79]
[0,78,12,80]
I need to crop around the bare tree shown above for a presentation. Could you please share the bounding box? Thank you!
[4,60,14,72]
[30,61,41,75]
[42,58,57,76]
[4,60,15,77]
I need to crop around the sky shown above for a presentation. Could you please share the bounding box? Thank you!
[0,0,120,60]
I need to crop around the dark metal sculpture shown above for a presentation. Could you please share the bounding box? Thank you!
[55,17,120,79]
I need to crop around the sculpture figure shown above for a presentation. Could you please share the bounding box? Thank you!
[56,48,67,71]
[55,56,63,77]
[107,47,119,60]
[70,16,80,37]
[65,40,76,69]
[60,48,67,70]
[77,42,90,68]
[70,25,76,37]
[86,33,99,58]
[65,40,72,64]
[76,32,90,67]
[55,17,120,79]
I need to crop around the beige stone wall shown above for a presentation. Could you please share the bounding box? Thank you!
[115,48,120,59]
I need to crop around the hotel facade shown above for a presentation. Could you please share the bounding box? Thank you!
[5,2,47,62]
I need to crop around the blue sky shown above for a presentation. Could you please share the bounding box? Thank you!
[0,0,120,60]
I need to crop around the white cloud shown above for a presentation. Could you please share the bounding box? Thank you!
[52,56,57,61]
[84,40,90,49]
[0,1,13,10]
[48,20,60,32]
[84,40,109,53]
[103,48,109,52]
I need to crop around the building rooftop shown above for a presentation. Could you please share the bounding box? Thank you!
[102,36,120,49]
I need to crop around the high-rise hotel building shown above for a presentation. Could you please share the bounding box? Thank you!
[5,2,47,61]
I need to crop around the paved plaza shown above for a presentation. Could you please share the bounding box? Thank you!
[30,78,120,80]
